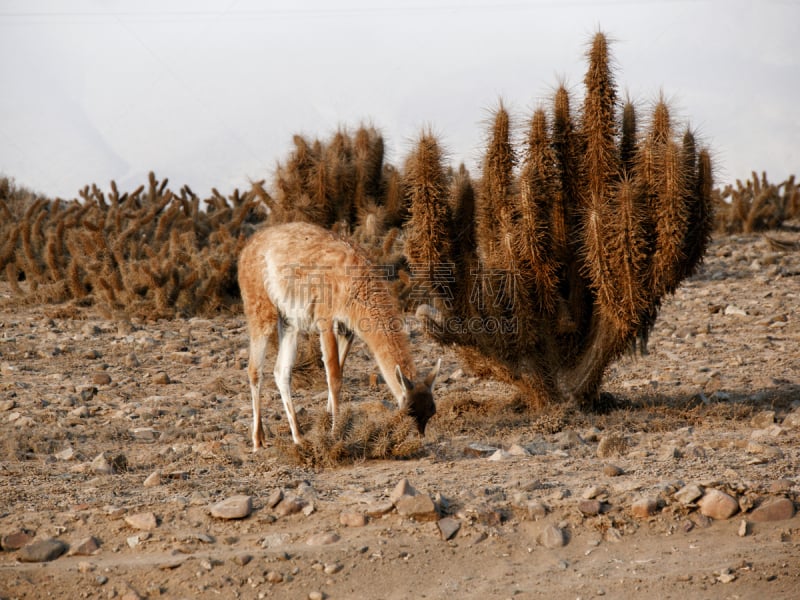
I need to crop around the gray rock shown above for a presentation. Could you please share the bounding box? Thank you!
[674,483,704,505]
[18,538,68,562]
[275,497,305,517]
[437,517,461,540]
[578,499,603,516]
[395,494,438,521]
[211,495,252,520]
[266,488,284,509]
[463,443,499,458]
[91,452,114,475]
[390,479,417,504]
[538,525,567,549]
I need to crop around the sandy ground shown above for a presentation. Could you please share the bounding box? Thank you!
[1,228,799,600]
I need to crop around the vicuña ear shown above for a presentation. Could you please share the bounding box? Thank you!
[395,364,413,393]
[424,358,442,389]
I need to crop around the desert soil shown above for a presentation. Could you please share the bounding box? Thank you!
[1,228,800,600]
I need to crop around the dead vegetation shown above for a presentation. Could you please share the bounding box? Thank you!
[714,171,800,234]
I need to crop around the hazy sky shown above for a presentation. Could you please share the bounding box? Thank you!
[1,0,798,199]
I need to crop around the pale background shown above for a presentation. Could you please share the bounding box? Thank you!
[1,0,797,199]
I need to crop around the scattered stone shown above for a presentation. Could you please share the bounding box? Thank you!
[596,434,628,458]
[748,498,795,522]
[275,498,305,517]
[602,464,624,477]
[92,373,112,386]
[631,497,659,519]
[674,483,704,505]
[232,553,252,566]
[538,524,567,549]
[507,443,531,456]
[308,592,325,600]
[751,410,776,429]
[782,410,800,429]
[303,502,316,516]
[526,501,548,521]
[604,528,623,543]
[689,512,712,528]
[55,446,76,461]
[68,536,100,556]
[153,371,171,385]
[143,470,162,487]
[437,517,461,541]
[1,529,34,551]
[738,520,749,537]
[266,488,284,509]
[306,532,340,546]
[768,479,793,494]
[390,479,417,504]
[365,501,395,518]
[211,495,252,520]
[124,512,158,531]
[723,304,747,316]
[91,453,114,475]
[323,562,343,575]
[554,430,584,449]
[339,512,367,527]
[18,538,68,562]
[266,570,284,583]
[487,449,512,461]
[698,489,739,520]
[578,499,603,516]
[717,568,737,583]
[463,443,499,458]
[395,494,438,521]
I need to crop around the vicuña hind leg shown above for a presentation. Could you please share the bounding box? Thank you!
[320,326,343,430]
[247,332,270,451]
[274,321,302,444]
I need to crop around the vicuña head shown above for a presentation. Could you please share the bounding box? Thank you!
[238,221,441,450]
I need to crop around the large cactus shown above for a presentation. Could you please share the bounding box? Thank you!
[405,32,714,410]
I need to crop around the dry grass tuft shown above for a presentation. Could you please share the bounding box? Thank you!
[275,402,425,468]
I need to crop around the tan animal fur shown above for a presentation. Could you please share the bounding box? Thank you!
[238,222,440,450]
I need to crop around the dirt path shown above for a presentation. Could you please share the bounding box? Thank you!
[1,229,800,599]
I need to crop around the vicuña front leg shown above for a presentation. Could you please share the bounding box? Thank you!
[274,323,302,444]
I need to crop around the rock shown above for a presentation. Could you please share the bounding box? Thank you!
[266,570,284,583]
[308,592,325,600]
[306,532,340,546]
[463,442,499,458]
[232,553,252,566]
[124,512,158,530]
[1,529,34,551]
[782,410,800,429]
[68,536,100,556]
[487,449,512,461]
[55,447,76,461]
[395,494,438,521]
[153,371,171,385]
[91,453,114,475]
[751,410,776,428]
[437,517,461,540]
[602,464,624,477]
[339,512,367,527]
[717,569,736,583]
[92,373,112,386]
[554,430,584,449]
[748,498,795,522]
[266,488,284,509]
[507,443,531,456]
[724,304,747,316]
[738,520,749,537]
[526,501,548,520]
[698,489,739,520]
[143,471,162,487]
[365,501,395,518]
[18,538,68,562]
[538,525,567,549]
[596,434,628,458]
[578,500,603,516]
[768,479,793,494]
[631,497,659,519]
[674,483,704,505]
[323,563,343,575]
[390,479,417,504]
[211,495,252,520]
[275,498,305,517]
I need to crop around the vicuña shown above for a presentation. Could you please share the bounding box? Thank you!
[238,221,441,450]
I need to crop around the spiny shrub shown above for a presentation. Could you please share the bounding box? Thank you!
[714,171,799,233]
[0,173,264,318]
[404,32,715,411]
